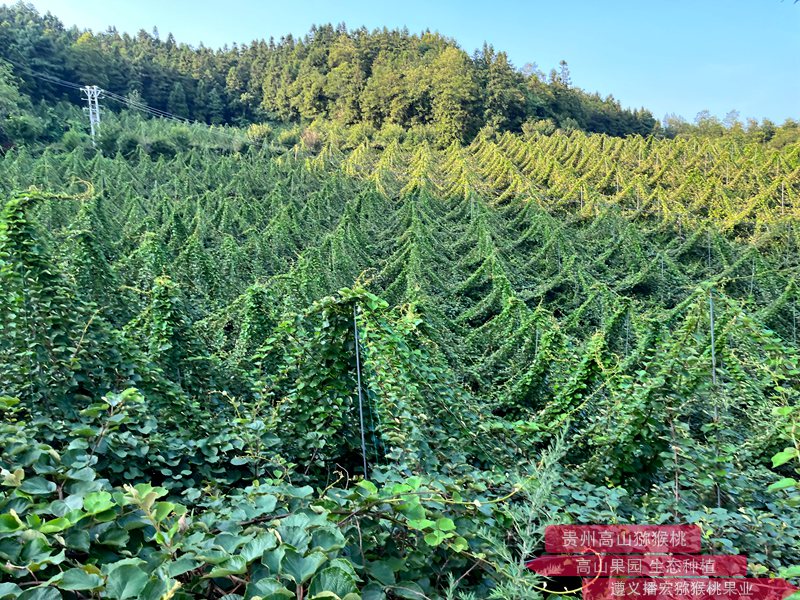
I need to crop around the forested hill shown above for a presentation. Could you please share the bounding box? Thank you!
[0,2,658,141]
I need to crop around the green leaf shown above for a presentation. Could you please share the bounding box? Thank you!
[262,546,285,574]
[64,529,90,552]
[65,467,96,482]
[167,556,201,577]
[311,526,346,552]
[196,549,231,565]
[253,494,278,514]
[277,521,311,553]
[104,561,149,600]
[49,495,83,518]
[1,467,24,487]
[240,532,278,562]
[152,501,175,522]
[206,555,248,578]
[391,581,427,599]
[767,478,798,492]
[772,449,799,468]
[391,483,413,494]
[17,588,62,600]
[779,565,800,578]
[309,566,358,598]
[83,491,115,515]
[406,518,435,531]
[449,536,469,552]
[38,518,71,534]
[0,583,22,598]
[405,477,422,490]
[436,517,456,531]
[19,477,56,496]
[424,530,446,546]
[52,568,103,591]
[283,550,328,585]
[69,426,97,437]
[0,512,24,533]
[246,577,293,599]
[398,502,425,521]
[137,578,170,600]
[366,560,396,586]
[98,525,130,547]
[356,480,378,495]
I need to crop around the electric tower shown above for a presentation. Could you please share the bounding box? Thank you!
[80,85,103,146]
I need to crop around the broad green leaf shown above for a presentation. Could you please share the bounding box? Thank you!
[246,577,293,599]
[241,532,278,562]
[405,477,422,490]
[206,555,248,578]
[104,560,149,600]
[0,512,24,533]
[0,583,22,598]
[262,546,285,574]
[366,560,396,586]
[52,568,103,591]
[424,530,446,546]
[152,501,176,522]
[767,478,798,492]
[17,587,62,600]
[38,517,71,534]
[137,578,170,600]
[83,491,115,515]
[283,549,327,585]
[779,565,800,578]
[19,477,56,496]
[308,567,358,598]
[167,556,201,577]
[1,468,24,487]
[253,494,278,514]
[98,525,130,547]
[406,518,435,531]
[772,449,799,468]
[310,526,345,552]
[449,536,469,552]
[356,480,378,495]
[392,581,427,599]
[435,517,456,531]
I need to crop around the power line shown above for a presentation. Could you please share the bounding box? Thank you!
[3,57,245,146]
[103,93,246,145]
[103,90,188,121]
[103,93,188,123]
[2,57,83,91]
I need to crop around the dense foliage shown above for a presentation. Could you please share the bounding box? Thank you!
[0,1,663,144]
[0,4,799,597]
[0,119,799,598]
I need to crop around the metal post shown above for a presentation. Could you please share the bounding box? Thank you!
[353,305,368,478]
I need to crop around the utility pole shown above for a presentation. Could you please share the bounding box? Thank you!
[80,85,102,146]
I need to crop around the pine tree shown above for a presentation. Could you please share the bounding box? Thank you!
[484,51,527,131]
[167,81,190,118]
[207,86,225,125]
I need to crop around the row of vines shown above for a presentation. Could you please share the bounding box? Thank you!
[1,129,799,599]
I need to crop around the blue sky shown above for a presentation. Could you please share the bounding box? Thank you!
[19,0,800,124]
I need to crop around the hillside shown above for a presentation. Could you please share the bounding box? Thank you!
[1,3,800,600]
[0,123,799,597]
[0,1,662,145]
